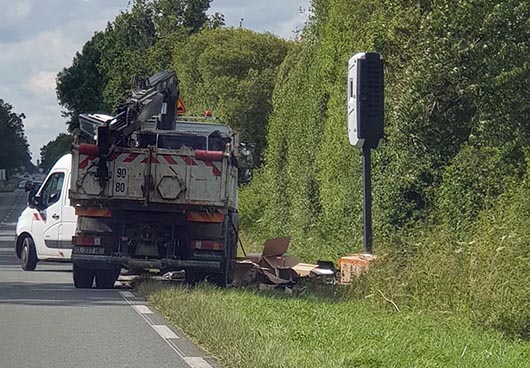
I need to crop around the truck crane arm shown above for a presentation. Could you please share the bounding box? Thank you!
[78,70,180,187]
[102,70,179,150]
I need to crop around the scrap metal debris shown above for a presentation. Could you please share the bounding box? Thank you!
[233,237,335,288]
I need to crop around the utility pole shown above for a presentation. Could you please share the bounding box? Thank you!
[361,145,373,254]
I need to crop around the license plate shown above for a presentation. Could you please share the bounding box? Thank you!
[73,246,105,255]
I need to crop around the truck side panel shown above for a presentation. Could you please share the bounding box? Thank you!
[70,146,238,209]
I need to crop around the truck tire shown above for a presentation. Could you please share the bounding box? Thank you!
[73,265,94,288]
[95,269,118,289]
[213,261,234,287]
[185,271,205,286]
[21,236,38,271]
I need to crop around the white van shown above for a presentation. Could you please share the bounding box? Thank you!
[15,154,76,270]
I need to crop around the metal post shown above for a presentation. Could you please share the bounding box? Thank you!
[361,146,373,254]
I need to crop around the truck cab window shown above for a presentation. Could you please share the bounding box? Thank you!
[158,135,206,150]
[40,173,65,208]
[208,131,231,151]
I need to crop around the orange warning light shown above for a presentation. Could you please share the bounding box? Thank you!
[177,97,187,115]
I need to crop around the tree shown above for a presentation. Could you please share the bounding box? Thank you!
[173,28,290,161]
[57,0,220,128]
[153,0,214,36]
[40,134,73,173]
[56,32,108,132]
[98,0,158,111]
[0,99,31,175]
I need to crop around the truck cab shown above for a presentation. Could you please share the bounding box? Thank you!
[15,154,76,270]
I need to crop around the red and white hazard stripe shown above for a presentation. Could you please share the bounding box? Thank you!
[78,149,223,177]
[160,154,222,177]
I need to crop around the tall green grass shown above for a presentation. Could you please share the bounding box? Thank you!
[361,178,530,339]
[142,283,530,368]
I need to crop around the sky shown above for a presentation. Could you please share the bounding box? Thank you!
[0,0,310,164]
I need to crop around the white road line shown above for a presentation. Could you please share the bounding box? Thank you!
[184,357,213,368]
[120,291,135,298]
[117,290,187,359]
[133,304,153,314]
[152,325,180,339]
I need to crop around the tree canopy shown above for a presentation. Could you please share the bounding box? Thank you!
[56,0,287,160]
[57,0,221,129]
[240,0,530,259]
[39,133,73,173]
[0,99,31,176]
[173,28,289,160]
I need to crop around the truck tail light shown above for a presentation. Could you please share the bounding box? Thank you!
[193,240,223,250]
[186,211,224,223]
[72,236,101,247]
[75,207,112,218]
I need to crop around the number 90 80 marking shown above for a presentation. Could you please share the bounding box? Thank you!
[115,167,127,194]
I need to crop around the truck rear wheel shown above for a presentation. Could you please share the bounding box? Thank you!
[213,261,234,287]
[95,269,118,289]
[73,265,94,288]
[185,271,205,286]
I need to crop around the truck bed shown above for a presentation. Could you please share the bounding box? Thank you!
[70,144,238,210]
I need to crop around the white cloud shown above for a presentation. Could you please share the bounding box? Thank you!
[209,0,310,39]
[276,10,308,39]
[4,1,32,21]
[25,71,57,94]
[0,31,77,68]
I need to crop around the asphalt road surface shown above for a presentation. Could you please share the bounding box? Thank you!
[0,189,217,368]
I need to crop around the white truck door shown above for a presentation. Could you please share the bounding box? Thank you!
[33,172,65,257]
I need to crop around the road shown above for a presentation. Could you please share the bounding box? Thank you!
[0,189,217,368]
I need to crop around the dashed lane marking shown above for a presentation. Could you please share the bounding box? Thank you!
[184,357,213,368]
[118,290,213,367]
[152,325,180,339]
[133,304,153,314]
[118,291,186,354]
[120,291,135,298]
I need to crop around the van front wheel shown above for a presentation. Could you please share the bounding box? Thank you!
[21,237,38,271]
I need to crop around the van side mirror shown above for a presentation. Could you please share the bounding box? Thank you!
[28,192,41,208]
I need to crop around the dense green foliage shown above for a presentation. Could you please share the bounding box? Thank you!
[56,32,108,132]
[240,0,530,337]
[0,99,32,175]
[172,28,289,159]
[242,0,422,259]
[39,133,73,172]
[57,0,216,130]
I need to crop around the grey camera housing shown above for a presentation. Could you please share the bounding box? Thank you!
[347,52,384,149]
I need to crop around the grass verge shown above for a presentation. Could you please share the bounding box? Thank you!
[139,282,530,368]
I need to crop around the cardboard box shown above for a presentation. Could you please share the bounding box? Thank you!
[338,253,377,284]
[236,237,335,284]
